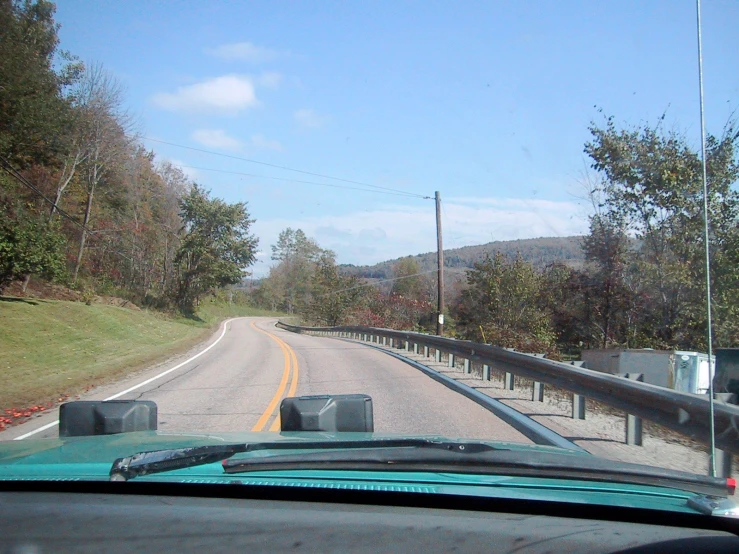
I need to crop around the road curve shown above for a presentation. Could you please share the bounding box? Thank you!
[0,317,532,443]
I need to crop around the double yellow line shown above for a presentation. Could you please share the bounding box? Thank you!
[250,321,300,432]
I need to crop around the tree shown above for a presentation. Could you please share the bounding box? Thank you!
[454,253,555,353]
[390,257,431,301]
[271,228,322,263]
[585,113,739,349]
[262,228,332,313]
[303,252,362,326]
[173,185,258,313]
[0,0,81,167]
[0,203,66,293]
[581,215,633,348]
[71,63,134,283]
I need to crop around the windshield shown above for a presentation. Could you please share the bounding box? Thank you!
[0,0,737,511]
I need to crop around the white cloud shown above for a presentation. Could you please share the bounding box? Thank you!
[294,108,329,128]
[151,74,259,113]
[249,197,588,277]
[250,133,283,151]
[189,129,282,153]
[191,129,243,150]
[207,42,285,63]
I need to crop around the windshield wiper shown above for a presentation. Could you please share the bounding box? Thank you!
[109,439,502,482]
[222,448,734,498]
[109,439,733,498]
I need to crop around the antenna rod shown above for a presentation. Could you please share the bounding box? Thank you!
[696,0,716,478]
[435,191,445,336]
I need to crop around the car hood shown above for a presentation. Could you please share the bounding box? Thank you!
[0,431,720,516]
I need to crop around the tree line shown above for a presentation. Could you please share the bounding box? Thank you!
[255,113,739,355]
[1,1,258,313]
[252,228,435,329]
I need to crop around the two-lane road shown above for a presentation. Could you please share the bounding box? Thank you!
[1,318,531,443]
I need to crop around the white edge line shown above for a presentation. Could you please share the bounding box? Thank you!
[12,318,238,441]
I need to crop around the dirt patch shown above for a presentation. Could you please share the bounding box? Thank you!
[5,279,82,301]
[4,279,139,310]
[94,296,141,310]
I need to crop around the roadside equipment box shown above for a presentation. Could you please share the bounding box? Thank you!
[581,349,714,394]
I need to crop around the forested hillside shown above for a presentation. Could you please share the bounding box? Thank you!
[0,1,258,313]
[341,236,585,280]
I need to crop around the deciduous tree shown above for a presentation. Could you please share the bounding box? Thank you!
[173,185,258,313]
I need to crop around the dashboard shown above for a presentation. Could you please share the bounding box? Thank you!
[1,482,738,553]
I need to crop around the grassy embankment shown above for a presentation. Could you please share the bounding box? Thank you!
[0,297,282,422]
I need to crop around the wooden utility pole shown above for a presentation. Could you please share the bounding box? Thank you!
[435,191,445,336]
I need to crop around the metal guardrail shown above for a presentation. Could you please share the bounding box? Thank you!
[357,339,586,452]
[277,322,739,458]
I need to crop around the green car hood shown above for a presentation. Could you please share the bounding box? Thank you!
[0,431,716,516]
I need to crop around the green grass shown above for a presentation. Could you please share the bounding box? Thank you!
[186,299,284,326]
[0,297,284,414]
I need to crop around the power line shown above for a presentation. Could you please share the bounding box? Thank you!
[314,269,439,297]
[178,164,423,199]
[144,136,431,199]
[1,157,165,261]
[0,156,89,232]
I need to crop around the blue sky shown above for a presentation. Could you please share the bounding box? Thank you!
[54,1,738,276]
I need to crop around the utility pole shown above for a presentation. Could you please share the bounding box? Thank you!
[435,191,445,336]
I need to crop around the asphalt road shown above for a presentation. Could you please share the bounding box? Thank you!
[0,318,532,443]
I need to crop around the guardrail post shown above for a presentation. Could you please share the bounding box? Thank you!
[424,345,429,358]
[404,340,410,351]
[483,364,491,380]
[464,359,471,374]
[621,373,643,445]
[448,353,455,368]
[572,394,586,420]
[413,343,419,354]
[714,393,735,477]
[714,449,733,478]
[435,349,441,363]
[532,381,544,402]
[504,372,514,390]
[626,413,643,446]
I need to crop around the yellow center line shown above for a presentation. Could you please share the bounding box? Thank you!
[249,320,299,432]
[270,337,300,431]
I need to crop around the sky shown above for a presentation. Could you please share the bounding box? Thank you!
[53,1,738,277]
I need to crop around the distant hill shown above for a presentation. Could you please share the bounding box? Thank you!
[340,236,585,280]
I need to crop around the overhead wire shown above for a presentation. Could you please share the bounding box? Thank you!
[144,136,431,199]
[177,164,423,198]
[1,156,165,265]
[0,155,89,232]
